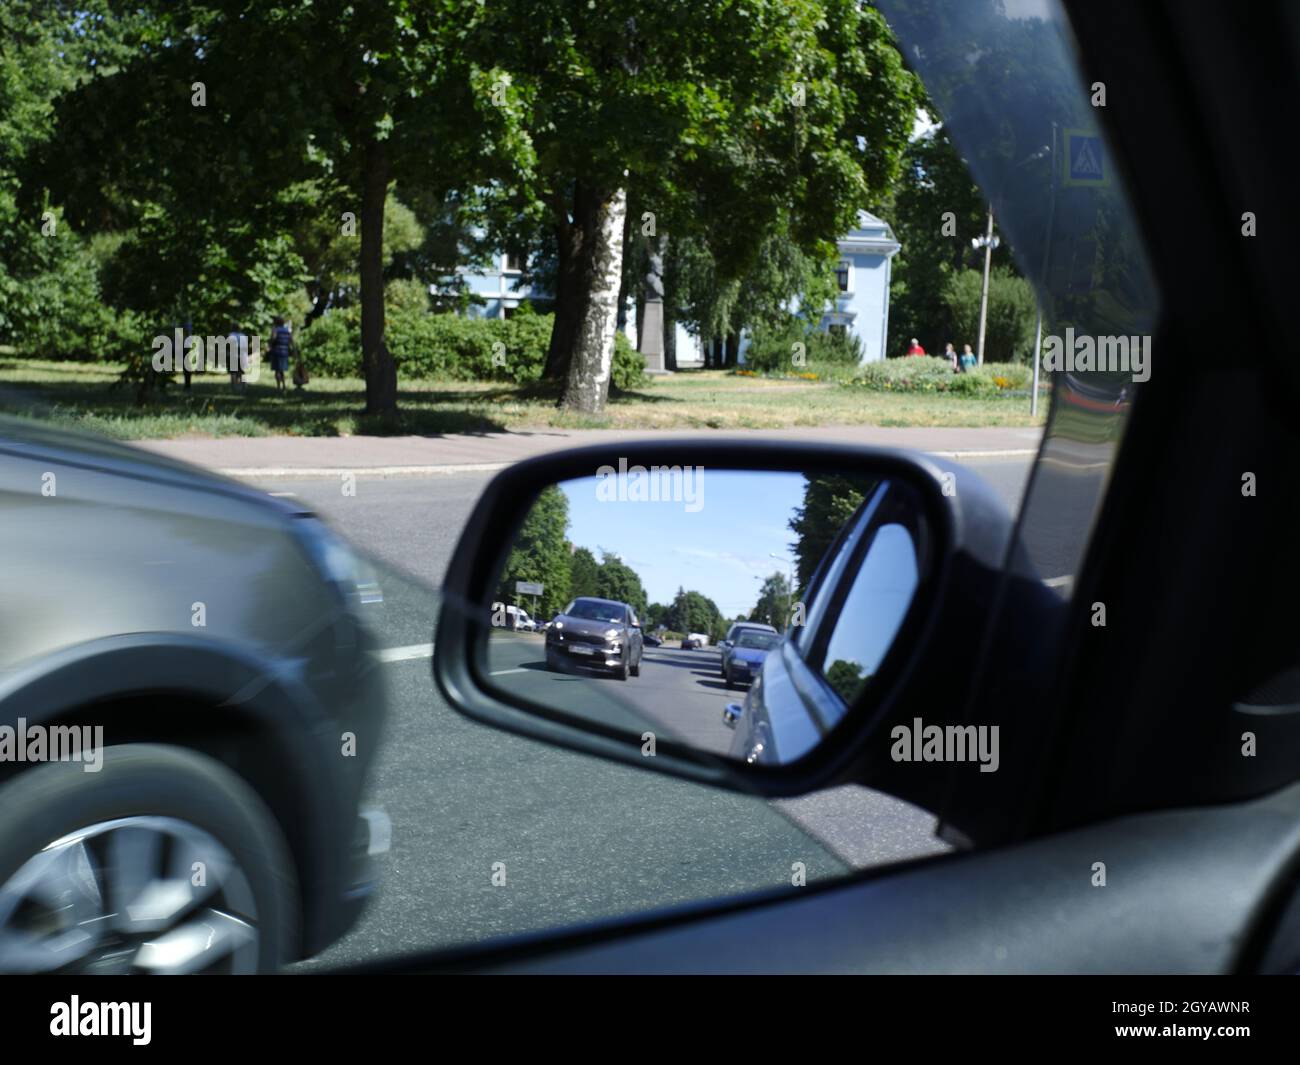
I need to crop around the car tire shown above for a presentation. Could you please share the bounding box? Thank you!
[545,649,561,671]
[0,743,298,975]
[616,655,630,681]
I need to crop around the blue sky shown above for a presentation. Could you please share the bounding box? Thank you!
[560,470,807,618]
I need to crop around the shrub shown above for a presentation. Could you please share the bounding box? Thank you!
[940,267,1038,363]
[743,320,864,373]
[844,356,1033,395]
[299,307,647,388]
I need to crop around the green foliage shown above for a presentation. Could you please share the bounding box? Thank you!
[750,572,793,630]
[592,553,648,618]
[301,308,645,387]
[789,473,879,591]
[940,268,1038,364]
[743,320,865,374]
[499,485,572,620]
[568,547,601,601]
[661,587,727,643]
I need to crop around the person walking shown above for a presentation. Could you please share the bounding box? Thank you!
[906,337,926,357]
[943,342,958,371]
[959,343,977,372]
[269,316,293,394]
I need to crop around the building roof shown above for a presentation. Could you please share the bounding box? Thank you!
[838,210,902,257]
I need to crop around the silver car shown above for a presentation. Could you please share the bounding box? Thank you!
[0,418,389,974]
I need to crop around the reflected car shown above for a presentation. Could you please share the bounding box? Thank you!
[724,630,781,690]
[0,417,389,974]
[544,597,643,680]
[718,622,778,678]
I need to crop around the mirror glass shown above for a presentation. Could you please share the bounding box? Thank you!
[481,465,926,766]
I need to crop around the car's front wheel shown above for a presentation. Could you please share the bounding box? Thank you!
[0,743,297,975]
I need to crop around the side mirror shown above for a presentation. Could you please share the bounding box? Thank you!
[434,439,1015,799]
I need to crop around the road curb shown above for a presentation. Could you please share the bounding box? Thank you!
[223,448,1038,479]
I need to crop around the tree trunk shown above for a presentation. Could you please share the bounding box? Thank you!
[725,331,740,367]
[543,182,601,383]
[360,138,396,415]
[560,187,627,414]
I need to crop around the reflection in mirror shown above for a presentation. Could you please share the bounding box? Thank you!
[481,465,925,766]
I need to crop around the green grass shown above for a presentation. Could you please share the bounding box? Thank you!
[0,358,1046,440]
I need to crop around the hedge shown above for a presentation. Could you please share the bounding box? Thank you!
[844,356,1033,395]
[298,306,646,388]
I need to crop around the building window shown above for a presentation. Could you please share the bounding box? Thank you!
[829,323,848,341]
[835,259,854,293]
[504,252,525,273]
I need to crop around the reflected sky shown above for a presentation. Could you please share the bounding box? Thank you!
[560,470,807,617]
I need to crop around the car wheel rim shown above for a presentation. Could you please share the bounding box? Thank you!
[0,815,260,974]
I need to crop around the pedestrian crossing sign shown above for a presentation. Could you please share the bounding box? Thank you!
[1063,128,1109,187]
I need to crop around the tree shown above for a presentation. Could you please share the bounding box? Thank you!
[750,572,793,630]
[875,125,1015,353]
[567,546,601,601]
[499,486,572,620]
[941,267,1037,363]
[662,587,724,641]
[593,552,647,619]
[478,0,918,411]
[788,473,880,592]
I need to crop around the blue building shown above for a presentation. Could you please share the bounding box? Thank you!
[449,209,900,365]
[819,210,901,364]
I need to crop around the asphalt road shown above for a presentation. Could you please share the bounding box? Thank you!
[487,631,741,755]
[258,455,1033,969]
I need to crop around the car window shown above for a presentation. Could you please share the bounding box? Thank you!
[0,0,1157,976]
[813,523,920,706]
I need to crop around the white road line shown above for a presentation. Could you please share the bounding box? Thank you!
[489,668,529,676]
[267,491,297,497]
[1043,575,1074,588]
[374,643,433,663]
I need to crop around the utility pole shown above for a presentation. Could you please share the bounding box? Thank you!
[972,206,999,366]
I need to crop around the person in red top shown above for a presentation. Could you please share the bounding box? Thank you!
[906,337,926,357]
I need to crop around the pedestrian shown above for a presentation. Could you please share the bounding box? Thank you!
[960,343,977,372]
[906,337,926,357]
[943,342,958,371]
[227,323,249,393]
[269,316,292,394]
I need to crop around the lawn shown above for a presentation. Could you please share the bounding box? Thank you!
[0,357,1047,439]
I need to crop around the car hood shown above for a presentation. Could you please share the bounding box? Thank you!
[554,616,623,638]
[0,415,307,518]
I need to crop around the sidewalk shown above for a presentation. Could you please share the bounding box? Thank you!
[132,425,1044,477]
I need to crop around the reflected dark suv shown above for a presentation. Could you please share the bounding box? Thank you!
[0,418,389,973]
[545,597,644,680]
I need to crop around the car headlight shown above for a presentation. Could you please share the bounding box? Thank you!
[554,621,564,630]
[604,628,620,639]
[293,516,382,605]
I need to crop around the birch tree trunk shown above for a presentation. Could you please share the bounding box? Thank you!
[560,187,627,414]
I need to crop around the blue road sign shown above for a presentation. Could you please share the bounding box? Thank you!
[1062,128,1109,187]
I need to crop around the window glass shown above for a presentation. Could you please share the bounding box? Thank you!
[817,524,919,705]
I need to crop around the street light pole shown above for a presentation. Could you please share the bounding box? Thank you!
[977,206,993,369]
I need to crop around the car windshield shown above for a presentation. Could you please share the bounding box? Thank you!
[563,600,624,623]
[736,632,779,651]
